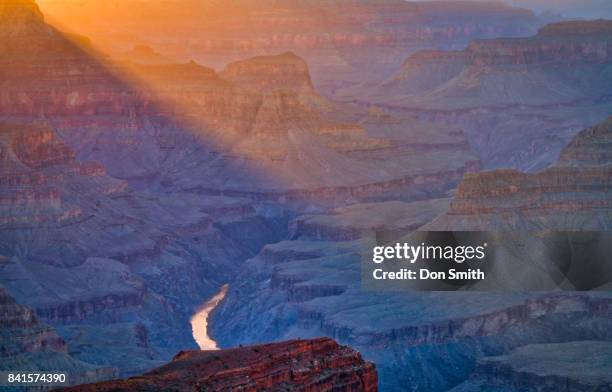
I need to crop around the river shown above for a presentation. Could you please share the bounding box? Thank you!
[190,284,228,350]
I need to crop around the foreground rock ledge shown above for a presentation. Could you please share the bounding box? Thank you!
[58,337,378,392]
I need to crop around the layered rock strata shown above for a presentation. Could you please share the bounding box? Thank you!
[428,118,612,230]
[37,0,543,93]
[59,338,377,392]
[351,20,612,171]
[0,287,116,386]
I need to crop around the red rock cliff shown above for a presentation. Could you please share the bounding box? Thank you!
[59,337,378,392]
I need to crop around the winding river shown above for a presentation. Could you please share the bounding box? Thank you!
[190,284,228,350]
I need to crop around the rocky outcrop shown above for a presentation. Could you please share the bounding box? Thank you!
[0,122,288,378]
[211,176,612,391]
[59,338,377,392]
[27,258,147,323]
[0,2,288,378]
[0,286,66,355]
[138,59,477,200]
[557,116,612,166]
[0,286,117,385]
[0,0,482,205]
[378,50,469,96]
[221,52,315,95]
[0,123,119,228]
[429,118,612,230]
[11,125,75,169]
[0,0,47,36]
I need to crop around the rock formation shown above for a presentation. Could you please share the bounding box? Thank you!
[38,0,543,95]
[0,1,478,385]
[2,1,608,391]
[428,118,612,230]
[221,52,315,96]
[59,338,377,392]
[0,0,479,200]
[211,120,612,389]
[212,195,612,390]
[0,286,116,385]
[0,119,288,376]
[0,122,116,228]
[373,19,612,106]
[349,20,612,171]
[118,45,173,65]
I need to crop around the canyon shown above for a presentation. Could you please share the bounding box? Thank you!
[0,0,480,200]
[37,0,545,95]
[342,19,612,172]
[212,118,612,390]
[0,0,478,387]
[0,0,610,391]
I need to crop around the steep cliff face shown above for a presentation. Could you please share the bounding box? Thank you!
[59,338,377,392]
[0,286,116,385]
[354,20,612,171]
[557,116,612,166]
[0,7,475,382]
[468,20,612,66]
[11,126,76,169]
[429,119,612,230]
[378,50,470,96]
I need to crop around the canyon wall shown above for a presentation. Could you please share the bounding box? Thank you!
[213,120,612,389]
[428,118,612,230]
[0,121,288,376]
[2,1,609,390]
[0,0,480,201]
[348,20,612,171]
[59,338,377,392]
[37,0,544,95]
[0,286,116,386]
[0,1,479,386]
[212,198,612,390]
